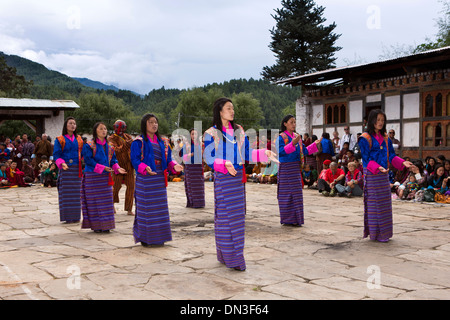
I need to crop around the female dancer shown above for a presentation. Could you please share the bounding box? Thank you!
[182,128,205,208]
[277,115,319,226]
[53,117,84,223]
[81,122,127,233]
[204,97,277,271]
[358,110,412,242]
[131,113,183,247]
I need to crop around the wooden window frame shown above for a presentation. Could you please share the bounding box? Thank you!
[325,102,347,125]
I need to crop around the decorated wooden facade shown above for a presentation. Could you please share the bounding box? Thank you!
[277,46,450,160]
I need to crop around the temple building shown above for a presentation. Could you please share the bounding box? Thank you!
[277,46,450,160]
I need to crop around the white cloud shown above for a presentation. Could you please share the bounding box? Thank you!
[0,0,444,93]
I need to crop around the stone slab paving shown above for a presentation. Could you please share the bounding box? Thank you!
[0,182,449,301]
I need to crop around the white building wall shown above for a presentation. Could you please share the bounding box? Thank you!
[44,111,65,141]
[385,95,400,120]
[403,92,420,119]
[403,122,420,147]
[349,100,363,124]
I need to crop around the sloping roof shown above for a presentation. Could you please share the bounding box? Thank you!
[276,46,450,87]
[0,98,80,109]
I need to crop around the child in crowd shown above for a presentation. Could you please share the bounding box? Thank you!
[0,163,10,187]
[335,161,364,197]
[43,162,58,187]
[38,155,50,185]
[302,164,317,188]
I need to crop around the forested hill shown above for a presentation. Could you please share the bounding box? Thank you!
[1,51,302,134]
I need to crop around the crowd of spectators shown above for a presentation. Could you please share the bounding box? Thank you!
[2,131,449,204]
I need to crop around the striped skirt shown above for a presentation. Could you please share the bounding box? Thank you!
[363,168,393,242]
[214,170,246,270]
[57,166,82,222]
[133,171,172,245]
[277,162,304,226]
[81,172,115,231]
[184,164,205,208]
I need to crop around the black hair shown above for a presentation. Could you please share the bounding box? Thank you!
[434,164,445,176]
[412,159,424,175]
[280,115,295,132]
[322,132,330,140]
[62,117,78,137]
[92,122,108,142]
[212,98,239,142]
[140,113,161,142]
[367,109,387,136]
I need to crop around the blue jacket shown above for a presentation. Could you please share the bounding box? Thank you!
[180,142,203,165]
[358,134,397,170]
[82,141,118,173]
[53,136,81,167]
[130,136,174,174]
[321,138,335,156]
[204,126,253,171]
[277,135,312,163]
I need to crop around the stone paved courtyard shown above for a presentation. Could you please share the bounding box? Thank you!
[0,181,449,301]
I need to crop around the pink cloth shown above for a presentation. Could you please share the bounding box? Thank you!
[112,163,121,175]
[284,142,297,154]
[252,149,268,163]
[138,163,148,175]
[65,134,75,142]
[306,142,319,155]
[94,163,106,174]
[147,134,158,144]
[96,138,106,145]
[168,160,178,174]
[55,158,66,170]
[391,156,405,171]
[283,131,298,154]
[214,159,228,175]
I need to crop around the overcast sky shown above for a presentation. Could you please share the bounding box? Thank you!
[0,0,445,94]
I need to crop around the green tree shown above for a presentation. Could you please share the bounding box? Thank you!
[262,0,341,82]
[67,92,138,134]
[414,0,450,53]
[0,56,33,97]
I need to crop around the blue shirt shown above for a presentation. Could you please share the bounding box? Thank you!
[180,142,203,165]
[277,134,312,163]
[204,126,253,171]
[82,141,118,173]
[53,135,80,167]
[130,136,174,174]
[358,134,397,170]
[321,138,335,156]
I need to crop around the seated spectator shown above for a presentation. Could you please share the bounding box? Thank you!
[391,165,410,198]
[43,162,58,187]
[0,143,11,163]
[400,175,421,200]
[314,159,330,190]
[336,161,364,197]
[341,149,356,174]
[38,155,50,184]
[337,142,349,164]
[302,164,317,188]
[260,161,278,184]
[318,161,345,197]
[436,155,446,165]
[5,161,30,187]
[444,159,450,178]
[21,159,35,183]
[0,163,10,187]
[424,156,436,176]
[397,160,427,201]
[427,165,449,195]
